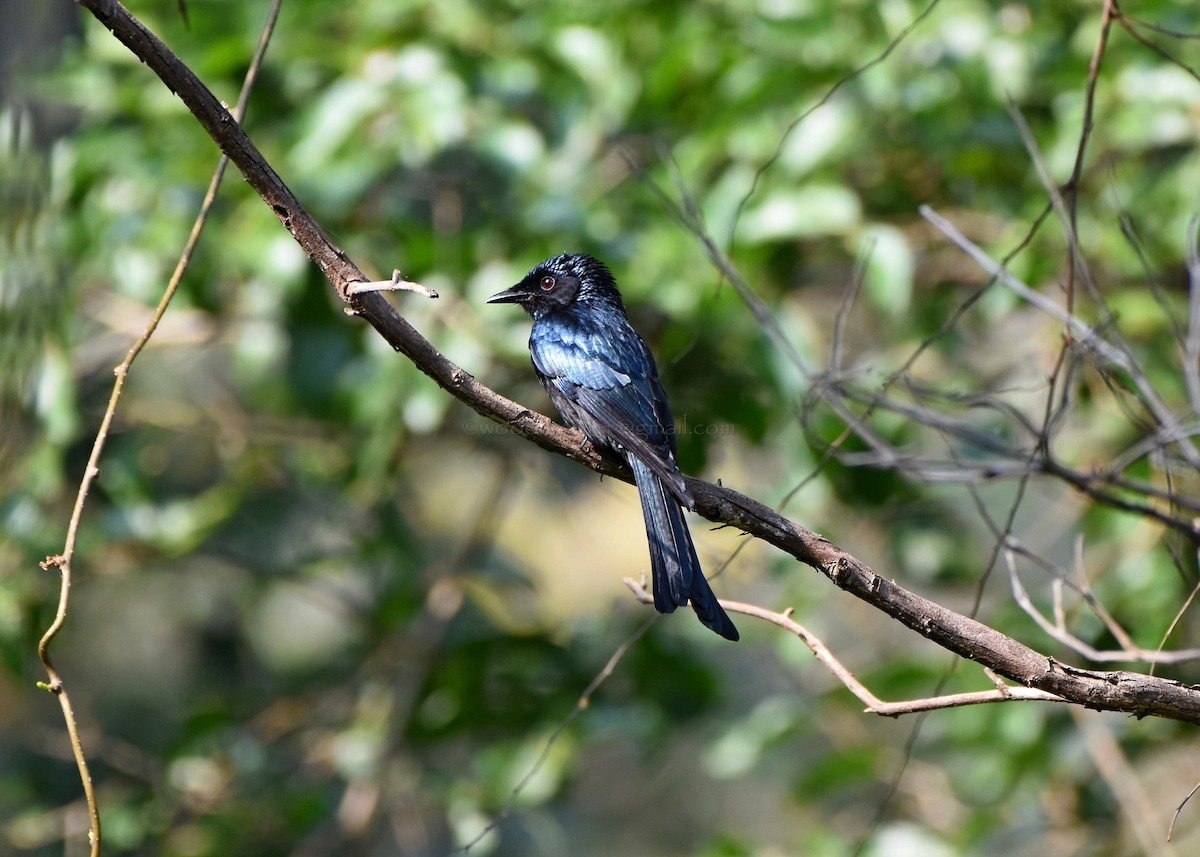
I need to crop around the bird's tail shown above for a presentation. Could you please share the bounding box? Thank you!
[630,457,739,641]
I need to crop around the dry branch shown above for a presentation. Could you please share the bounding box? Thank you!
[625,579,1066,716]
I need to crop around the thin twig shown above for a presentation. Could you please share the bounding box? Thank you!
[1071,535,1140,653]
[1184,216,1200,415]
[726,0,945,254]
[1008,551,1200,665]
[626,153,811,379]
[1061,0,1118,312]
[1151,575,1200,678]
[1116,15,1200,85]
[623,580,1063,715]
[815,377,1200,535]
[1006,101,1200,472]
[346,269,439,299]
[922,202,1200,473]
[37,3,284,854]
[1120,14,1200,41]
[830,243,870,374]
[1170,780,1200,842]
[921,210,1125,369]
[458,615,656,853]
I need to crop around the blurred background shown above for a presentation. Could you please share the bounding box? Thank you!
[3,0,1200,854]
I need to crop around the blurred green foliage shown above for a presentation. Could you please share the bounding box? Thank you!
[2,0,1200,854]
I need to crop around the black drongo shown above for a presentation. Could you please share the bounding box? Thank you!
[488,253,738,640]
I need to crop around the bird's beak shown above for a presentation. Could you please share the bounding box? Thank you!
[486,286,526,304]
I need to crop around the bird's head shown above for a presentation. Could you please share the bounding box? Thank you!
[487,253,625,319]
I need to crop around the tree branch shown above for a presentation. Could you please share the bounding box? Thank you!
[75,0,1200,726]
[624,579,1066,716]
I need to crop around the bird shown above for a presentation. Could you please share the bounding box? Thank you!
[487,253,739,641]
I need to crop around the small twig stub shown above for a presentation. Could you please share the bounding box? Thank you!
[348,269,439,299]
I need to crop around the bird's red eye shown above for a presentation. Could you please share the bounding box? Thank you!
[540,275,556,291]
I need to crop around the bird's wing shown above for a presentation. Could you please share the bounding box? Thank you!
[530,318,692,503]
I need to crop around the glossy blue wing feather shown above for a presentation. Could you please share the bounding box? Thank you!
[530,314,675,456]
